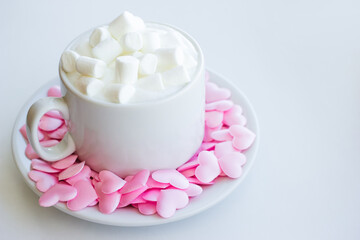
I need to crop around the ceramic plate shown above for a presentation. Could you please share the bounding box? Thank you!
[11,70,259,226]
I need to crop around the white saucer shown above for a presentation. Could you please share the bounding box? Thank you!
[11,70,260,227]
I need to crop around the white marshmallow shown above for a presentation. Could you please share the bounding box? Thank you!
[76,56,106,78]
[138,53,158,76]
[89,27,111,47]
[141,31,160,52]
[108,11,145,40]
[61,50,79,73]
[77,76,104,97]
[105,84,136,104]
[74,40,93,57]
[115,56,139,84]
[161,66,190,87]
[136,73,164,92]
[155,47,184,72]
[122,32,143,52]
[92,38,123,63]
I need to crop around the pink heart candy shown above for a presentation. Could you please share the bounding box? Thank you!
[47,86,61,97]
[39,183,77,207]
[31,159,60,173]
[152,169,189,189]
[200,142,217,151]
[141,189,161,202]
[211,129,233,142]
[25,140,59,160]
[67,180,98,211]
[118,186,148,208]
[131,195,147,204]
[218,152,246,178]
[187,177,214,185]
[203,125,222,142]
[205,111,223,128]
[51,155,78,169]
[28,170,58,192]
[156,189,189,218]
[184,183,203,197]
[38,115,64,132]
[66,165,91,186]
[119,169,150,194]
[179,168,196,178]
[223,105,247,126]
[195,151,221,183]
[138,202,157,215]
[205,100,234,112]
[94,182,121,214]
[205,82,231,103]
[229,125,256,150]
[99,170,126,194]
[214,141,238,158]
[45,110,63,119]
[47,124,68,140]
[58,161,85,181]
[177,158,199,172]
[146,176,170,189]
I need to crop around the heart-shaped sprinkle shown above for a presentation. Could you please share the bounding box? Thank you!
[31,159,60,173]
[223,105,246,126]
[211,129,233,141]
[179,168,196,178]
[119,169,150,194]
[47,86,61,97]
[66,165,91,186]
[229,125,256,150]
[218,152,246,178]
[141,189,161,202]
[156,189,189,218]
[138,202,157,215]
[205,100,234,112]
[39,183,77,207]
[177,158,199,172]
[214,141,238,158]
[47,124,68,140]
[184,183,203,197]
[58,161,85,181]
[118,186,148,208]
[94,181,121,214]
[205,111,223,128]
[205,82,231,103]
[67,180,98,211]
[25,140,59,160]
[195,151,221,183]
[51,155,78,169]
[28,170,58,192]
[152,169,189,189]
[38,115,64,132]
[45,110,63,119]
[146,176,170,189]
[99,170,126,194]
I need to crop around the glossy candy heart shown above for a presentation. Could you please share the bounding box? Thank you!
[152,169,189,189]
[214,141,238,158]
[205,111,223,128]
[156,189,189,218]
[146,176,170,189]
[138,202,157,215]
[66,165,91,186]
[28,170,58,192]
[218,152,246,178]
[211,129,233,141]
[118,186,148,208]
[119,169,150,194]
[94,182,121,214]
[38,115,63,132]
[195,151,221,183]
[47,86,61,97]
[45,110,63,119]
[47,124,68,139]
[187,177,214,185]
[205,82,231,103]
[223,105,247,126]
[31,159,60,173]
[205,100,234,112]
[229,125,256,151]
[99,170,126,194]
[39,183,77,207]
[184,183,203,197]
[177,158,199,172]
[58,161,85,180]
[51,155,78,170]
[203,125,222,142]
[67,180,98,211]
[141,189,161,202]
[179,168,196,178]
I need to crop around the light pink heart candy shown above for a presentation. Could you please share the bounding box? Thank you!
[138,202,157,215]
[47,86,61,97]
[99,170,126,194]
[180,168,196,178]
[205,111,224,129]
[45,110,63,119]
[25,139,59,160]
[31,159,60,173]
[47,124,68,140]
[28,170,58,192]
[195,151,221,183]
[211,129,233,142]
[229,125,256,150]
[223,105,247,126]
[187,177,214,185]
[118,186,148,208]
[177,158,199,172]
[218,152,246,178]
[146,176,170,189]
[94,181,121,214]
[51,155,78,169]
[214,141,238,158]
[66,165,91,186]
[131,195,147,204]
[119,169,150,194]
[205,100,234,112]
[200,142,217,151]
[184,183,203,197]
[58,161,85,181]
[67,180,98,211]
[141,189,161,202]
[39,183,77,207]
[205,82,231,103]
[38,115,64,132]
[203,125,222,142]
[152,169,189,189]
[156,189,189,218]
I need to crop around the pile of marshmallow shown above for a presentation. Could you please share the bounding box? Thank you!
[61,11,197,104]
[20,75,256,218]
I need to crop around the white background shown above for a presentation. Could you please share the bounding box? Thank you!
[1,0,360,239]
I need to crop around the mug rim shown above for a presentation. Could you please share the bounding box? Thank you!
[59,22,204,108]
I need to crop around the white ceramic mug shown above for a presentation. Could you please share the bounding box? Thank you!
[26,23,205,177]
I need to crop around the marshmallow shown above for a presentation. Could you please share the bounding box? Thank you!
[122,32,143,52]
[138,53,158,76]
[76,56,106,78]
[108,11,145,40]
[77,76,104,97]
[89,27,111,47]
[92,38,123,63]
[61,50,79,73]
[136,73,164,91]
[161,66,190,87]
[115,56,139,84]
[105,84,136,103]
[74,40,93,57]
[155,47,184,72]
[141,31,160,52]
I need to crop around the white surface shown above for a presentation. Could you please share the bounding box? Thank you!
[0,0,359,239]
[11,71,259,226]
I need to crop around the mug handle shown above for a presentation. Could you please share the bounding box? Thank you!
[26,97,76,161]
